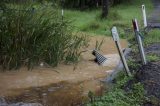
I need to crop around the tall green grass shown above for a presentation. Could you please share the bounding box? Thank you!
[0,3,88,70]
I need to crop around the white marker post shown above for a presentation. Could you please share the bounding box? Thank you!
[111,27,131,76]
[142,5,147,27]
[132,19,147,65]
[61,0,64,21]
[62,9,64,21]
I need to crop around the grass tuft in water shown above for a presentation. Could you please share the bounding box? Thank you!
[0,3,88,70]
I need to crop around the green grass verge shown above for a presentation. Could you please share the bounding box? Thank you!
[144,29,160,45]
[86,71,146,106]
[64,0,153,36]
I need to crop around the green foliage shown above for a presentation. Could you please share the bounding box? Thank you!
[147,95,160,106]
[144,29,160,46]
[147,54,160,62]
[107,10,122,20]
[127,58,141,71]
[88,22,100,30]
[113,71,133,88]
[62,0,99,9]
[0,3,88,70]
[64,0,153,36]
[65,34,88,63]
[130,82,145,102]
[95,39,104,50]
[86,72,145,106]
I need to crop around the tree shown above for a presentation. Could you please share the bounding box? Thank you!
[101,0,109,18]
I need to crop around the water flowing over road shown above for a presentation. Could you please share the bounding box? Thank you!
[0,36,128,106]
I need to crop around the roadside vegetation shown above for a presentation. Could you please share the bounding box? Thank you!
[86,28,160,105]
[144,29,160,45]
[85,0,160,105]
[64,0,153,36]
[0,0,153,70]
[87,71,145,106]
[0,2,88,70]
[0,0,159,105]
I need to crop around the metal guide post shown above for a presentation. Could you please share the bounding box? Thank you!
[142,5,147,27]
[132,19,147,65]
[62,9,64,21]
[111,27,131,76]
[61,0,64,21]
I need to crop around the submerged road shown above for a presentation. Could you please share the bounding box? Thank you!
[147,0,160,28]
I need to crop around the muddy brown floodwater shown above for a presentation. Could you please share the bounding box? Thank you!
[0,35,128,106]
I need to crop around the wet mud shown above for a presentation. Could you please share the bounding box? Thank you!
[128,43,160,106]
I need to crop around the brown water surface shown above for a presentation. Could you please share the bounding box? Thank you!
[0,36,128,106]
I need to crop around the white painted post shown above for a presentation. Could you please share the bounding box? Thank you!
[96,2,99,7]
[132,19,147,65]
[111,27,131,76]
[142,4,147,27]
[62,9,64,20]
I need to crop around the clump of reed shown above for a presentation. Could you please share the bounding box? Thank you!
[0,2,88,70]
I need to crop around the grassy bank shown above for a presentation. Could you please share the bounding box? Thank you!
[144,29,160,45]
[86,28,160,106]
[84,0,158,105]
[64,0,153,36]
[86,71,145,106]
